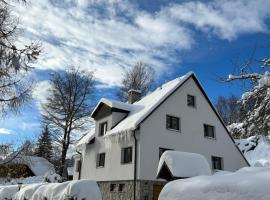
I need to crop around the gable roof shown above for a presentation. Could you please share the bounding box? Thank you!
[105,72,194,136]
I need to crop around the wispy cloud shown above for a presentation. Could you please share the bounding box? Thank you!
[13,0,270,88]
[0,128,12,135]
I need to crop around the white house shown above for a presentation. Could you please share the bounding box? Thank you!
[74,72,249,200]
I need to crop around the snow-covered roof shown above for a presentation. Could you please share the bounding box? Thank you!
[91,98,133,117]
[106,72,194,136]
[13,156,54,176]
[76,129,95,148]
[157,151,211,179]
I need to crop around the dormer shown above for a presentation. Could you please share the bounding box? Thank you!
[91,98,132,129]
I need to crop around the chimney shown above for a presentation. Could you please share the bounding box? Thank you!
[128,89,141,104]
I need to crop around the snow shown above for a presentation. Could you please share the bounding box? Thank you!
[0,180,101,200]
[236,135,270,167]
[76,128,95,149]
[12,156,55,176]
[91,98,133,115]
[104,72,194,145]
[157,151,211,178]
[159,167,270,200]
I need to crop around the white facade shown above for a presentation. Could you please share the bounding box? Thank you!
[75,72,248,182]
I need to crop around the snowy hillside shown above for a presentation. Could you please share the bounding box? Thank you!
[235,135,270,167]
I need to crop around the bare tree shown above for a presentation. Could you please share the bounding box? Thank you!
[42,67,95,176]
[117,62,155,102]
[215,94,241,125]
[0,0,41,116]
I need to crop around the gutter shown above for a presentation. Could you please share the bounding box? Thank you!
[133,130,138,200]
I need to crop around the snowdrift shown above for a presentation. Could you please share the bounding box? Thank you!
[159,167,270,200]
[0,180,101,200]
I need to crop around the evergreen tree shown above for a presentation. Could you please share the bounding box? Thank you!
[35,126,53,162]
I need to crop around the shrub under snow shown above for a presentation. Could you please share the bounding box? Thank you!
[0,180,101,200]
[159,167,270,200]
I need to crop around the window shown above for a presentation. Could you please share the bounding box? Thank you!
[212,156,223,170]
[99,122,107,136]
[204,124,215,138]
[75,160,81,172]
[187,94,196,107]
[166,115,180,131]
[110,184,116,192]
[96,153,105,167]
[159,147,173,159]
[118,183,125,192]
[121,147,133,164]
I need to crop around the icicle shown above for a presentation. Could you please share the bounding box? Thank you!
[104,129,133,149]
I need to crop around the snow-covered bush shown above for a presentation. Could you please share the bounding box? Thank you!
[159,167,270,200]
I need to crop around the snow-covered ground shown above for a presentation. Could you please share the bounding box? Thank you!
[0,180,101,200]
[159,167,270,200]
[235,135,270,167]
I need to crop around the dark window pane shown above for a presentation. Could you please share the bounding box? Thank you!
[166,115,180,131]
[99,122,108,136]
[97,153,105,167]
[110,184,116,192]
[121,147,132,164]
[187,95,196,107]
[204,124,215,138]
[76,160,81,172]
[119,184,125,192]
[212,156,223,170]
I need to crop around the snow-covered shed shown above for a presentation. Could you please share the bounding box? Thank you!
[157,151,211,181]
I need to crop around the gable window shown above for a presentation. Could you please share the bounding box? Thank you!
[121,147,132,164]
[166,115,180,131]
[159,147,173,159]
[204,124,215,139]
[75,160,81,172]
[212,156,223,170]
[99,121,107,136]
[187,94,196,107]
[96,153,105,168]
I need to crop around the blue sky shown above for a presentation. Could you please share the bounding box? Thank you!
[1,0,270,144]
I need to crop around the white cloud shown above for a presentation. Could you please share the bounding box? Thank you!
[12,0,270,88]
[0,128,12,135]
[32,80,52,109]
[167,0,270,40]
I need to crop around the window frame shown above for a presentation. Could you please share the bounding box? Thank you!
[121,146,133,164]
[99,121,108,136]
[110,183,116,192]
[187,94,196,108]
[118,183,125,192]
[211,156,223,170]
[204,124,216,139]
[166,115,180,132]
[96,152,106,168]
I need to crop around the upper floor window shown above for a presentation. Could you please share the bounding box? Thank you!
[212,156,223,170]
[159,147,173,159]
[187,94,196,107]
[166,115,180,131]
[204,124,215,139]
[121,147,132,164]
[96,152,105,168]
[99,121,107,136]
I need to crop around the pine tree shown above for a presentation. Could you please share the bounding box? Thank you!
[35,126,53,162]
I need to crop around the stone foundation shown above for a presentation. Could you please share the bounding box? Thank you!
[98,180,166,200]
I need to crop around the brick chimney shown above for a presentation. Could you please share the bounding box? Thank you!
[128,89,141,104]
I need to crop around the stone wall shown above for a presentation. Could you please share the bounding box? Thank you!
[98,180,166,200]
